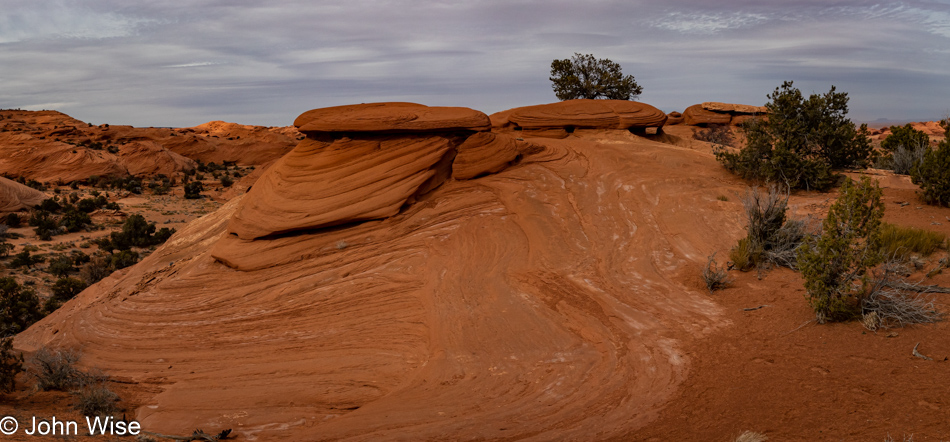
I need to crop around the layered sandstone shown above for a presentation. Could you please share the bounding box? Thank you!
[0,177,46,212]
[681,102,767,126]
[491,99,668,138]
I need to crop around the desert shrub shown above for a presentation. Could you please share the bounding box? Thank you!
[798,177,884,323]
[220,175,234,188]
[79,254,113,285]
[29,347,82,391]
[881,124,930,153]
[910,120,950,206]
[862,261,943,330]
[702,254,733,292]
[877,223,946,259]
[890,144,928,175]
[51,277,87,301]
[29,210,60,240]
[0,242,12,258]
[73,376,119,417]
[0,337,24,393]
[47,254,75,277]
[184,181,203,199]
[0,277,44,337]
[549,53,642,100]
[10,250,44,269]
[37,198,61,213]
[730,186,810,271]
[60,207,91,232]
[110,250,139,269]
[4,213,21,228]
[107,215,175,251]
[715,81,871,191]
[695,124,734,147]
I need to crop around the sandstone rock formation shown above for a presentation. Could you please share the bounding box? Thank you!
[0,110,299,182]
[491,99,668,138]
[681,102,767,126]
[18,116,741,439]
[665,111,684,125]
[225,103,529,241]
[0,177,46,212]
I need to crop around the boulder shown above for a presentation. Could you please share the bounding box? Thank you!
[295,102,490,135]
[665,112,684,125]
[682,104,733,126]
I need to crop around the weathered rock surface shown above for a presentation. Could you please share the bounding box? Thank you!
[665,111,684,125]
[227,103,498,240]
[681,102,767,126]
[0,176,46,212]
[19,128,741,440]
[452,132,542,180]
[0,110,299,182]
[491,99,668,138]
[295,102,491,134]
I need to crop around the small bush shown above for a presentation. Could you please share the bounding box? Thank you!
[798,177,884,323]
[695,124,734,147]
[863,262,943,330]
[51,277,87,302]
[29,347,83,391]
[5,213,22,228]
[730,186,810,271]
[877,223,946,259]
[110,250,139,269]
[0,337,24,393]
[10,250,44,269]
[47,254,75,277]
[73,373,119,418]
[911,119,950,206]
[702,254,733,292]
[220,175,234,188]
[881,124,930,153]
[79,254,113,285]
[0,277,44,337]
[184,181,203,199]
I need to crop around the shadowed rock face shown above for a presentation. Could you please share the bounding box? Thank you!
[0,176,45,212]
[490,99,668,138]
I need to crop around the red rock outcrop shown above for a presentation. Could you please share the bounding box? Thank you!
[18,123,740,440]
[491,99,668,138]
[0,110,299,182]
[0,177,46,212]
[452,132,542,180]
[226,103,501,240]
[680,102,767,126]
[665,111,684,125]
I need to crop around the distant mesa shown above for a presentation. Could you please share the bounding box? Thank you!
[680,102,767,126]
[0,176,46,212]
[490,99,668,138]
[223,103,536,242]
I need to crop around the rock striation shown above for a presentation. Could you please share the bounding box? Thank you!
[491,99,668,138]
[681,102,767,126]
[0,176,46,212]
[225,103,532,241]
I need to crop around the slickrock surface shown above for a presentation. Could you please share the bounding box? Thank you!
[491,99,668,138]
[0,176,46,212]
[0,110,299,181]
[295,102,491,134]
[17,124,742,440]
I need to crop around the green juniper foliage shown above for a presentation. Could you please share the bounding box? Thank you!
[911,119,950,206]
[798,177,884,322]
[550,53,642,101]
[716,81,872,191]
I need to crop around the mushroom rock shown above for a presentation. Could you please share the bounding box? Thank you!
[0,176,46,212]
[490,99,668,138]
[665,112,684,126]
[452,132,543,180]
[682,102,768,126]
[225,103,494,241]
[682,104,733,126]
[295,102,490,134]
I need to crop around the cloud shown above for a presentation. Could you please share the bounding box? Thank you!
[1,0,948,126]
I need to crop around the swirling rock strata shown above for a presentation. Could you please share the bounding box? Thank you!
[0,176,46,212]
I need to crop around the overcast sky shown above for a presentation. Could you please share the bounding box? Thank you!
[1,0,949,127]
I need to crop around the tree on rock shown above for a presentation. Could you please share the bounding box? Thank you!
[550,53,642,101]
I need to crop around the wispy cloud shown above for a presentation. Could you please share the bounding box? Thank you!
[653,11,770,34]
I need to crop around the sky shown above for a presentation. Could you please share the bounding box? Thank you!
[1,0,949,127]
